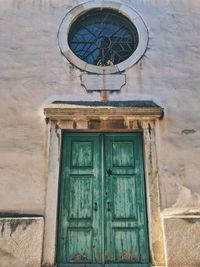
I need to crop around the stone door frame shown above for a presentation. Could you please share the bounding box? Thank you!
[42,103,165,267]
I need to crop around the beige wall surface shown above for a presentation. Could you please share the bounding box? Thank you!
[0,217,44,267]
[163,216,200,267]
[0,0,200,217]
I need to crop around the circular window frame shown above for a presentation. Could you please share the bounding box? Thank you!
[58,1,148,74]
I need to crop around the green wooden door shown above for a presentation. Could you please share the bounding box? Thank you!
[57,133,149,267]
[103,134,149,267]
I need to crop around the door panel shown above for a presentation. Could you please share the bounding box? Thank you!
[112,228,140,262]
[112,141,135,168]
[112,175,137,220]
[57,133,102,264]
[104,134,149,265]
[57,133,149,267]
[69,176,93,220]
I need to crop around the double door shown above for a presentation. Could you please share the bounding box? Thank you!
[57,133,149,267]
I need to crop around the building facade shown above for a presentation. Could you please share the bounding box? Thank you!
[0,0,200,266]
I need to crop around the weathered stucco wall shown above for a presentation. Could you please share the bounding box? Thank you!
[0,217,44,267]
[0,0,200,266]
[0,0,200,215]
[163,216,200,267]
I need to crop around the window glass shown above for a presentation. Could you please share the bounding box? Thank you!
[68,9,139,66]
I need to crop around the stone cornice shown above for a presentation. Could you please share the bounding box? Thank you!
[44,103,164,121]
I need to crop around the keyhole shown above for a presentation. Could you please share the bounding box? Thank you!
[107,201,111,212]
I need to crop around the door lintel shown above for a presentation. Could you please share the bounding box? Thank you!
[44,101,164,122]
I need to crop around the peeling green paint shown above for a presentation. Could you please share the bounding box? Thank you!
[57,133,149,266]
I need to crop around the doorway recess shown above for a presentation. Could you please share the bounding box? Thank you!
[42,101,165,267]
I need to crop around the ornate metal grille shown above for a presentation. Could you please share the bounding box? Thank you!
[68,9,139,66]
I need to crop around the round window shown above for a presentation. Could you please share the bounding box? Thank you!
[68,9,139,66]
[58,1,148,74]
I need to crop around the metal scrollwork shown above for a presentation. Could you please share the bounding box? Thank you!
[68,9,138,66]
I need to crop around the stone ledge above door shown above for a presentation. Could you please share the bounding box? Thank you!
[44,101,164,131]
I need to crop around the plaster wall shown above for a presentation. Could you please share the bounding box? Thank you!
[0,0,200,266]
[163,216,200,267]
[0,0,200,214]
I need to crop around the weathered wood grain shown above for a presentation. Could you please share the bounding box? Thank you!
[57,133,149,267]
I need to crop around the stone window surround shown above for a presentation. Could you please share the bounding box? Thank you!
[42,103,165,267]
[58,0,148,74]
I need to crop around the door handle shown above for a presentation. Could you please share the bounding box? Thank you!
[94,202,98,212]
[107,201,111,212]
[107,168,112,176]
